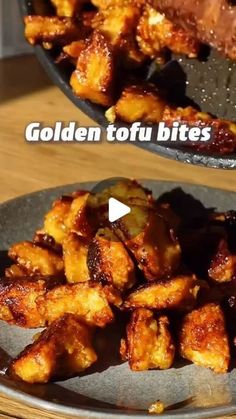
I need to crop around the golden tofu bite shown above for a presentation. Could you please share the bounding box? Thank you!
[24,16,83,46]
[106,84,167,124]
[37,282,115,327]
[137,5,200,61]
[179,303,230,373]
[51,0,87,17]
[43,195,73,244]
[8,241,64,277]
[10,314,97,383]
[208,239,236,283]
[65,191,92,237]
[88,228,136,292]
[5,264,26,278]
[92,6,145,67]
[70,31,116,106]
[0,276,61,328]
[63,232,90,283]
[120,309,175,371]
[123,275,200,311]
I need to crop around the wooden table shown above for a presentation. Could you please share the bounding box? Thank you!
[0,55,235,418]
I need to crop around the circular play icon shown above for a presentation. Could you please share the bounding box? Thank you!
[86,177,152,242]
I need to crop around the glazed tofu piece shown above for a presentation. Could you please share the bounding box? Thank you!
[208,240,236,283]
[0,276,61,328]
[37,282,115,327]
[179,303,230,373]
[120,309,175,370]
[11,314,97,383]
[24,16,82,46]
[137,5,200,61]
[8,241,64,277]
[65,191,92,237]
[106,84,167,124]
[70,32,116,106]
[88,228,136,292]
[51,0,87,17]
[123,275,199,311]
[43,195,73,244]
[63,232,90,283]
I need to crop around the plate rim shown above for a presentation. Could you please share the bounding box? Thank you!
[1,179,236,418]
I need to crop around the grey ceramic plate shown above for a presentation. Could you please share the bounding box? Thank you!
[1,180,236,418]
[20,1,236,169]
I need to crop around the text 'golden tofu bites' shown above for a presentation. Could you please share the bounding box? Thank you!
[43,195,73,244]
[92,6,144,67]
[0,277,61,328]
[65,191,92,237]
[118,210,181,281]
[11,314,97,383]
[88,228,136,292]
[63,232,90,283]
[137,5,200,61]
[179,303,230,373]
[70,31,116,106]
[208,240,236,283]
[51,0,87,17]
[123,275,200,311]
[24,16,82,46]
[120,309,175,371]
[37,282,114,327]
[8,241,64,277]
[107,84,167,124]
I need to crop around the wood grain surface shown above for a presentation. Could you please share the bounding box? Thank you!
[0,54,236,418]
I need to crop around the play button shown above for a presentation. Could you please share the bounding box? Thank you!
[85,177,150,241]
[108,198,131,222]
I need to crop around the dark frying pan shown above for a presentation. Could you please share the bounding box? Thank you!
[20,0,236,169]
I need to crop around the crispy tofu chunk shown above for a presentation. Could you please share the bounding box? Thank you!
[0,276,61,328]
[88,228,136,292]
[8,241,64,277]
[92,6,144,67]
[208,240,236,283]
[120,309,175,370]
[5,264,26,278]
[63,39,87,58]
[11,314,97,383]
[65,191,92,237]
[179,303,230,373]
[70,31,116,106]
[43,195,73,244]
[137,5,200,60]
[123,275,199,311]
[37,282,114,327]
[24,16,82,46]
[107,84,167,124]
[63,232,90,283]
[51,0,86,17]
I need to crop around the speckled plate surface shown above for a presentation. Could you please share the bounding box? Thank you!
[20,0,236,169]
[1,180,236,418]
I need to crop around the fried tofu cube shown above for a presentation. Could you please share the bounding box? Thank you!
[92,6,144,67]
[120,309,175,371]
[70,31,116,106]
[43,195,73,244]
[88,228,136,292]
[123,275,199,311]
[137,5,200,60]
[11,314,97,383]
[24,16,82,46]
[37,282,114,327]
[0,276,61,328]
[5,264,26,278]
[108,84,167,124]
[208,240,236,283]
[63,232,90,283]
[51,0,86,17]
[179,303,230,373]
[8,241,64,277]
[65,191,92,237]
